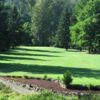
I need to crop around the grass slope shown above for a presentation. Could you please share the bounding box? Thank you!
[0,46,100,85]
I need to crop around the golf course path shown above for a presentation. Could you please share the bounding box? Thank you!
[0,77,35,94]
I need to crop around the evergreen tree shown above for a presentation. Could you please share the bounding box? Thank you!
[7,5,22,49]
[49,0,70,45]
[55,3,72,50]
[0,0,10,51]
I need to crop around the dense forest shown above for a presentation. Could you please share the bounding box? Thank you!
[0,0,100,53]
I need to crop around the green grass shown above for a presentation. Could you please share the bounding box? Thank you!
[0,46,100,85]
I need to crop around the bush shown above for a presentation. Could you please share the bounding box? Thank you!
[43,74,48,79]
[62,70,73,88]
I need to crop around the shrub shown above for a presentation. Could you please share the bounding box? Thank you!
[43,74,47,79]
[57,76,60,80]
[62,70,73,88]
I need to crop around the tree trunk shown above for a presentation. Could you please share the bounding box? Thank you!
[94,48,97,52]
[88,47,91,53]
[91,47,93,52]
[99,48,100,52]
[12,45,14,49]
[80,47,82,52]
[65,48,68,51]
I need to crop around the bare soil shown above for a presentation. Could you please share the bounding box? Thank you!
[1,76,100,94]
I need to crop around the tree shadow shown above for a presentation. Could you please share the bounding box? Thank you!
[0,55,48,61]
[0,63,100,79]
[67,49,87,52]
[1,52,61,57]
[88,52,100,55]
[15,48,62,53]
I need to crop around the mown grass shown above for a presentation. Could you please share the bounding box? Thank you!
[0,46,100,85]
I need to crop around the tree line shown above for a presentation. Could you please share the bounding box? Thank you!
[0,0,100,53]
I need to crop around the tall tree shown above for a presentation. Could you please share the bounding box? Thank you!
[31,0,53,46]
[0,0,10,51]
[70,0,100,53]
[31,0,72,46]
[7,5,22,49]
[70,0,90,50]
[49,0,70,45]
[55,3,72,50]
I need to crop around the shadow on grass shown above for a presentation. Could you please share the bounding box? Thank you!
[67,49,87,52]
[1,52,60,57]
[0,63,100,79]
[0,55,48,61]
[15,48,62,53]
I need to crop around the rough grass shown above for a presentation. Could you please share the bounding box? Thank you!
[0,46,100,85]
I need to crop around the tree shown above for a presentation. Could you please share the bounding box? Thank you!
[70,0,90,51]
[31,0,53,46]
[55,2,72,50]
[31,0,73,46]
[70,0,100,53]
[21,22,33,46]
[0,0,10,51]
[49,0,70,45]
[7,5,22,49]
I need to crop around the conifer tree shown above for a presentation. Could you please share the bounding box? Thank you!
[0,0,10,51]
[55,3,72,50]
[7,6,22,48]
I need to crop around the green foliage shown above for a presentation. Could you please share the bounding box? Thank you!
[0,94,7,100]
[62,70,73,88]
[57,76,60,80]
[0,0,10,51]
[21,22,33,46]
[0,83,12,94]
[12,90,68,100]
[31,0,72,46]
[43,74,48,79]
[31,0,53,46]
[0,82,100,100]
[70,0,100,53]
[55,1,72,50]
[78,91,100,100]
[7,5,22,49]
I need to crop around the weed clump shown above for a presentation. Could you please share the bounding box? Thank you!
[43,74,48,79]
